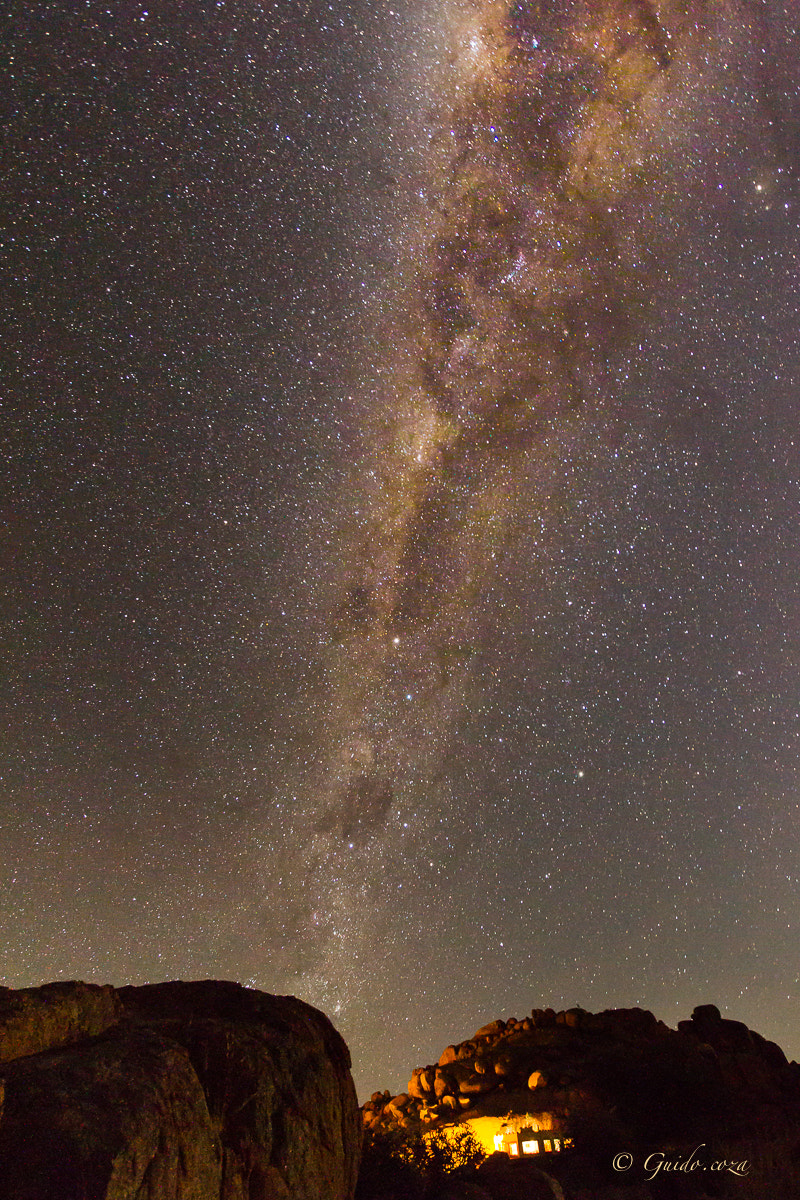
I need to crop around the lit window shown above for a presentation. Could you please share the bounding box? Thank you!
[494,1134,504,1150]
[553,1139,561,1151]
[543,1140,552,1152]
[509,1143,519,1156]
[521,1140,538,1154]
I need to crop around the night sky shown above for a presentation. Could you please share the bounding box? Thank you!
[3,0,800,1099]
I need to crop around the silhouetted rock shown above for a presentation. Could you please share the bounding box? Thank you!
[0,979,360,1200]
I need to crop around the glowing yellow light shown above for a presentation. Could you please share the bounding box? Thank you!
[435,1113,558,1159]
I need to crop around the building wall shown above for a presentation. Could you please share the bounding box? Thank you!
[433,1112,565,1159]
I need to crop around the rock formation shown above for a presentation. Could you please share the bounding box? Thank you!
[363,1003,800,1149]
[0,979,361,1200]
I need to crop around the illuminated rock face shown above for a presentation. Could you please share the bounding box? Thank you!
[457,1111,568,1159]
[362,1004,800,1149]
[0,980,361,1200]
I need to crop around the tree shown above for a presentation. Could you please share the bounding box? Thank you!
[356,1123,486,1200]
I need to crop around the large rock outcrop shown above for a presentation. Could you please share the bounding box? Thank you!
[0,979,361,1200]
[364,1003,800,1148]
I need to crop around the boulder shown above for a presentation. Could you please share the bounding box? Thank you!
[679,1004,755,1054]
[459,1073,496,1096]
[693,1004,722,1023]
[597,1007,660,1037]
[0,979,361,1200]
[434,1068,455,1098]
[420,1068,434,1092]
[555,1009,585,1028]
[493,1054,516,1077]
[473,1020,505,1039]
[119,981,361,1200]
[407,1070,427,1100]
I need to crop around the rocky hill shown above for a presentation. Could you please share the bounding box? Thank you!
[362,1003,800,1185]
[0,979,361,1200]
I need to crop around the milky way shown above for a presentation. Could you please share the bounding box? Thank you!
[2,0,800,1097]
[291,0,691,1004]
[284,0,799,1056]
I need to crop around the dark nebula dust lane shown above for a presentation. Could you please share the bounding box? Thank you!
[2,0,800,1098]
[323,0,681,817]
[286,0,800,1040]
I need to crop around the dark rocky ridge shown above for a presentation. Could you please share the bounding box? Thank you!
[0,979,361,1200]
[364,1003,800,1148]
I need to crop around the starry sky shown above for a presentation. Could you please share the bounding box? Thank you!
[3,0,800,1098]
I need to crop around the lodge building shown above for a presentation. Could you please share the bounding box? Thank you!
[446,1112,572,1159]
[493,1123,570,1156]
